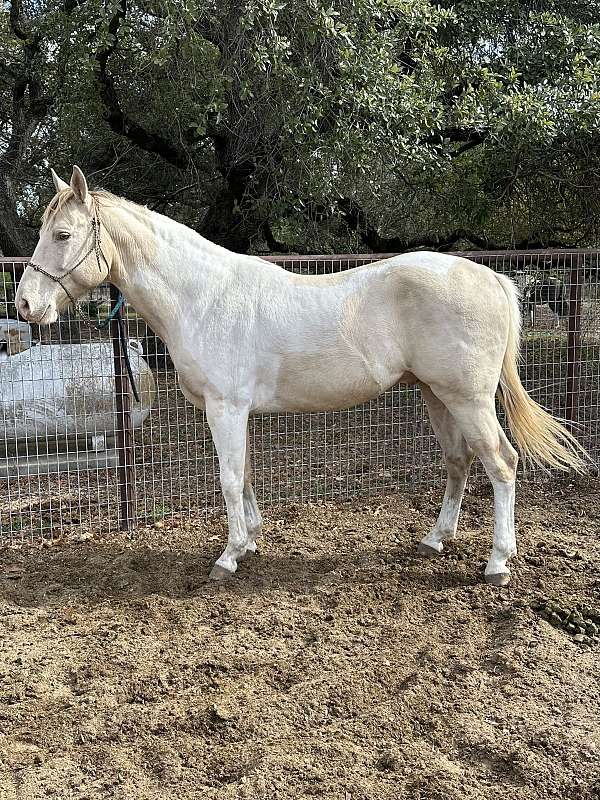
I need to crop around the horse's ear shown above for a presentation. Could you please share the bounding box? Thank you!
[51,168,69,193]
[70,165,89,204]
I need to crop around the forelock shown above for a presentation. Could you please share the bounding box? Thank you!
[41,188,76,228]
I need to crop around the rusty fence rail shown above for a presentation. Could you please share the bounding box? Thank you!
[1,249,599,541]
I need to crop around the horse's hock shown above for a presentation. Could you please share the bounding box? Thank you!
[0,321,156,480]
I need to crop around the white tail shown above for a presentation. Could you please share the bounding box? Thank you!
[495,273,589,473]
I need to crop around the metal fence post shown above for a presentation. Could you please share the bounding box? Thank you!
[110,284,136,530]
[566,254,583,426]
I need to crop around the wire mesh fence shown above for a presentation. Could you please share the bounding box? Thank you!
[1,249,599,543]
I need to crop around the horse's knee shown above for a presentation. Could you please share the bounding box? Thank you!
[220,467,244,503]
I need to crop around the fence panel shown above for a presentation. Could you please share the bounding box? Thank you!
[1,249,599,543]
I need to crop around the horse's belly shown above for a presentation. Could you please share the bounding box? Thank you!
[254,350,404,413]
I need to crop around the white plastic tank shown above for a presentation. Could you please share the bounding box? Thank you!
[0,337,156,443]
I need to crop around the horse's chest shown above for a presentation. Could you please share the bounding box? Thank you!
[173,339,252,406]
[176,366,207,408]
[172,346,216,405]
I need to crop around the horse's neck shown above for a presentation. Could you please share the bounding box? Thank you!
[105,203,240,343]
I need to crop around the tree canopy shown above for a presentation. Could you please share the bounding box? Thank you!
[2,0,600,256]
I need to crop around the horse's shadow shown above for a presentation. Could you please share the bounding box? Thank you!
[0,536,480,610]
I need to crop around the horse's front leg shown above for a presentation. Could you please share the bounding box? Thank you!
[205,398,251,580]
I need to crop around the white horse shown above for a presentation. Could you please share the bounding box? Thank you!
[15,167,588,586]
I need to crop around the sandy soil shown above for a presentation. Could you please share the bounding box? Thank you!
[1,478,600,800]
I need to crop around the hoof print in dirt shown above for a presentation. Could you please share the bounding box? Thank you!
[533,598,600,643]
[376,749,401,772]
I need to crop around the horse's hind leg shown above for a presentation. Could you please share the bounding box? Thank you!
[241,430,262,558]
[432,392,518,586]
[417,384,474,556]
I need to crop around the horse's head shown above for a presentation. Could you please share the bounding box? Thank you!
[16,166,113,324]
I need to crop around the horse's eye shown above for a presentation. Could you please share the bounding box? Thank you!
[55,231,71,241]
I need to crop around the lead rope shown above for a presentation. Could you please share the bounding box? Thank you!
[116,308,141,404]
[99,291,141,403]
[27,197,140,402]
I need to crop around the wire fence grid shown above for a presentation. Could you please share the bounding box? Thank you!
[1,249,599,543]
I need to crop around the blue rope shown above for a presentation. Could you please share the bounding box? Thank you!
[94,291,141,402]
[95,292,125,329]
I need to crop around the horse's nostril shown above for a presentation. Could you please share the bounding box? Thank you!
[17,297,31,320]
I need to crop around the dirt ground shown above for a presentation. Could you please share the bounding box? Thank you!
[1,478,600,800]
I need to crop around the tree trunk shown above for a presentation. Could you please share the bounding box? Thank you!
[201,158,262,254]
[0,170,36,257]
[201,184,254,254]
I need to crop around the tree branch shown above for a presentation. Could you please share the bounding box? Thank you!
[262,221,310,255]
[63,0,87,11]
[450,134,487,158]
[336,199,573,252]
[338,198,455,250]
[427,126,488,150]
[9,0,28,41]
[95,0,196,170]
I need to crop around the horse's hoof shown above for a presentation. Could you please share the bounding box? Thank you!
[417,543,441,558]
[209,564,235,581]
[485,572,511,587]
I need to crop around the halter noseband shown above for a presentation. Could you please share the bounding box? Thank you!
[27,196,110,314]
